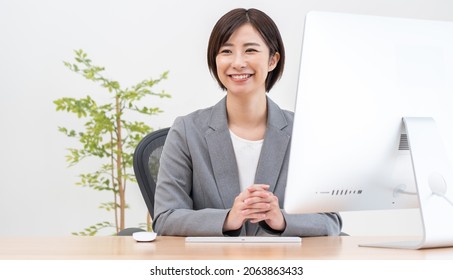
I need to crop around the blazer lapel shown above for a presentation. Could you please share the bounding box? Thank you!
[251,98,291,235]
[205,97,240,209]
[254,98,291,193]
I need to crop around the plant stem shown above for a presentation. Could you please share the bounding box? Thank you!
[115,94,125,231]
[110,130,119,234]
[147,213,152,232]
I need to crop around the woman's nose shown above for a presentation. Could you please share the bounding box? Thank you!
[231,53,247,69]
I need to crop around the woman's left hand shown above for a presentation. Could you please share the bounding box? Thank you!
[244,187,286,231]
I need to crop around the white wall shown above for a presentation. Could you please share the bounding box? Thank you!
[1,0,452,236]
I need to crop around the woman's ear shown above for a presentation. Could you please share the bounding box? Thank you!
[268,52,280,72]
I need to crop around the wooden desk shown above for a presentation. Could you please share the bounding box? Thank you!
[0,236,452,260]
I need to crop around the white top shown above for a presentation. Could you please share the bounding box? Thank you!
[230,130,264,191]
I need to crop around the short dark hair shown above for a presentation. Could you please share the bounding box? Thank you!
[207,8,285,92]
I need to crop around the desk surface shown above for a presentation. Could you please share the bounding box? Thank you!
[1,236,452,260]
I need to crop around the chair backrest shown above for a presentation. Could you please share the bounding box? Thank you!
[133,127,170,219]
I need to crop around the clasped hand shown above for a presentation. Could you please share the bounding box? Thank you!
[223,184,286,232]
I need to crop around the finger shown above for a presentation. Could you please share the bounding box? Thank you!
[232,196,250,212]
[244,193,272,205]
[242,212,267,222]
[241,191,272,205]
[244,196,272,206]
[243,202,271,212]
[246,184,270,193]
[244,198,279,220]
[241,206,271,216]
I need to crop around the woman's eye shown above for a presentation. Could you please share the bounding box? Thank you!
[246,48,258,53]
[219,49,231,54]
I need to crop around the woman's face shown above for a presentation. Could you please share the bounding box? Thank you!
[216,23,279,97]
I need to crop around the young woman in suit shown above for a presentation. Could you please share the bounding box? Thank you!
[153,8,342,236]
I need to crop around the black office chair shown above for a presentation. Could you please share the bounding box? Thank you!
[117,127,170,236]
[133,127,170,220]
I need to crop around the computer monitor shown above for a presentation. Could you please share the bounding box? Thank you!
[284,11,453,249]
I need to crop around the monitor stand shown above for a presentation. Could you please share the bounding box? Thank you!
[360,117,453,249]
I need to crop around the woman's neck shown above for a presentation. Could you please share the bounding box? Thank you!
[226,93,267,141]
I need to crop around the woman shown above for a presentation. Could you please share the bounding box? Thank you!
[153,8,342,236]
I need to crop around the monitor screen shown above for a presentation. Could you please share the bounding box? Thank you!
[284,11,453,214]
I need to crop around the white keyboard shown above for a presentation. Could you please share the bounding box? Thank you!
[185,236,302,243]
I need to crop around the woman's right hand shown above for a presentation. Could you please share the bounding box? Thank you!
[223,184,271,231]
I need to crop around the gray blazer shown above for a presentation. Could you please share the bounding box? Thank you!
[153,97,342,236]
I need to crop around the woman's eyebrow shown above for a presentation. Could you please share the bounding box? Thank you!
[221,42,261,47]
[244,42,261,47]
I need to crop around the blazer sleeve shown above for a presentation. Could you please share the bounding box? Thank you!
[280,212,342,237]
[153,117,229,236]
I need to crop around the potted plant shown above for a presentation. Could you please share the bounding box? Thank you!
[54,49,170,235]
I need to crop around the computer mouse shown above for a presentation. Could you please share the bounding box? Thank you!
[132,231,157,242]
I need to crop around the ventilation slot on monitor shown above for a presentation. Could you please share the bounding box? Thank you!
[329,189,363,196]
[399,133,409,150]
